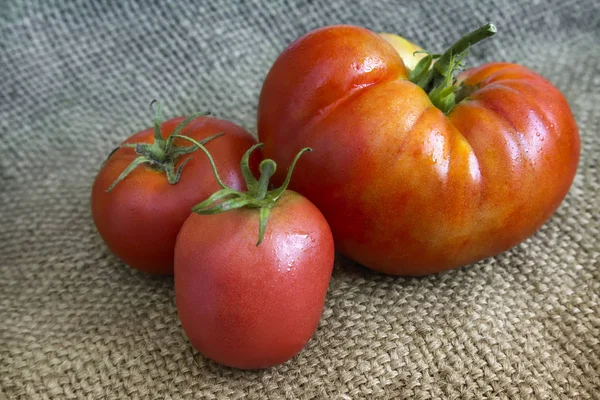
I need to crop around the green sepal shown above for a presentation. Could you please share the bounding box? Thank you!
[408,51,440,89]
[104,101,222,192]
[188,142,312,246]
[164,111,211,151]
[407,23,496,114]
[191,188,241,213]
[241,143,262,195]
[257,207,271,246]
[171,134,227,189]
[269,148,312,201]
[106,156,151,192]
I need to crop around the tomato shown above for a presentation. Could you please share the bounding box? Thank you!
[257,24,580,275]
[174,145,334,369]
[91,104,258,274]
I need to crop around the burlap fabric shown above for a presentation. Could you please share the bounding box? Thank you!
[1,0,599,398]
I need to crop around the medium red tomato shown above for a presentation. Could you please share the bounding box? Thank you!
[91,103,258,274]
[257,24,580,276]
[174,145,334,369]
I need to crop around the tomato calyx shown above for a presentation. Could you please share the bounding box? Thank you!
[104,101,223,192]
[174,138,312,246]
[408,23,496,114]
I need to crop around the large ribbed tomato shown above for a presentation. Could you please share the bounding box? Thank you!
[257,24,580,275]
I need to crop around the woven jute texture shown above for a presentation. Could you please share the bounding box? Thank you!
[1,0,599,399]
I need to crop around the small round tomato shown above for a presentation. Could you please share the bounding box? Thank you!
[91,103,257,275]
[174,145,334,369]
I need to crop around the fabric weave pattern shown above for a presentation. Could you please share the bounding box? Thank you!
[1,0,599,398]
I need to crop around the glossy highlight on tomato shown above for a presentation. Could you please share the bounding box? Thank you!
[257,24,580,275]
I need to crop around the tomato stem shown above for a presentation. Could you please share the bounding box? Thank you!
[408,23,496,114]
[255,160,277,200]
[103,101,221,192]
[187,143,312,246]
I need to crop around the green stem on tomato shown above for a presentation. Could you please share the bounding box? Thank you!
[104,101,219,192]
[181,141,312,246]
[408,23,496,114]
[255,160,277,200]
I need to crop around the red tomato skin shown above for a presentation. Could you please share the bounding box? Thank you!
[91,117,258,275]
[174,192,334,369]
[257,25,580,275]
